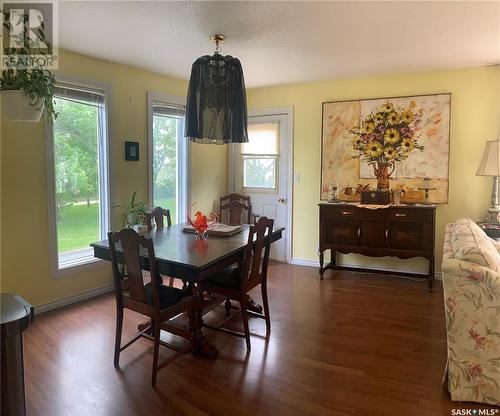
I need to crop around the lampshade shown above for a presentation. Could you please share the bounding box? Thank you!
[476,140,500,176]
[185,36,248,144]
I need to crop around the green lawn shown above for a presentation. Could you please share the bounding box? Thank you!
[57,203,100,253]
[57,197,177,253]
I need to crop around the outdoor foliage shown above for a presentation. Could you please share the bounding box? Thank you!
[244,158,276,188]
[53,97,99,218]
[153,114,177,201]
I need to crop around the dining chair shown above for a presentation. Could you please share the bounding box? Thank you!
[219,194,262,315]
[219,193,252,226]
[146,207,175,287]
[199,216,274,350]
[108,228,198,386]
[146,206,172,230]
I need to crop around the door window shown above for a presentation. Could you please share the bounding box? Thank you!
[242,122,279,191]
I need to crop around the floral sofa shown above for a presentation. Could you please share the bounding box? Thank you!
[442,218,500,406]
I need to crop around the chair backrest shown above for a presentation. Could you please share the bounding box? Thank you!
[108,229,161,310]
[241,216,274,290]
[220,193,252,225]
[146,207,172,230]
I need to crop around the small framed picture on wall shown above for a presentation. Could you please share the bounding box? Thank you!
[125,141,139,161]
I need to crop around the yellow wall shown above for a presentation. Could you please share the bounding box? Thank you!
[0,50,227,307]
[247,66,500,273]
[1,52,498,309]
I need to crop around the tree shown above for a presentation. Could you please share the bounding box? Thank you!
[53,97,99,211]
[152,115,177,199]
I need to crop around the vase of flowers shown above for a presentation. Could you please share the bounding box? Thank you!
[350,101,424,191]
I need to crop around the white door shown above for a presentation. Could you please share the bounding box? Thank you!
[230,112,290,262]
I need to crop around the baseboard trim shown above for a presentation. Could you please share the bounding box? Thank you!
[35,283,114,315]
[289,258,442,280]
[289,258,320,267]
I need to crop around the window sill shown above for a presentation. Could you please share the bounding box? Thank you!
[53,249,108,278]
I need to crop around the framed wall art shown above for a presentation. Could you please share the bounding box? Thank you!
[125,141,140,161]
[321,93,451,204]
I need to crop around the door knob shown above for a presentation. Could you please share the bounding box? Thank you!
[278,198,287,203]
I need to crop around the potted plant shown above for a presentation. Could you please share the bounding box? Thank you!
[0,10,58,122]
[114,191,149,232]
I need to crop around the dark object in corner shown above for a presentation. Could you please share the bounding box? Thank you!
[361,190,390,205]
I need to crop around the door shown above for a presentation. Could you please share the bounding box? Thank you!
[230,112,290,262]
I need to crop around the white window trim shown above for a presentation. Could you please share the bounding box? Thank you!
[45,75,112,278]
[147,91,190,223]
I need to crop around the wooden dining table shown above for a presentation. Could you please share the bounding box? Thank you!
[90,223,284,356]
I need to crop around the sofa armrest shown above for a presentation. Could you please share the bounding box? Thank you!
[441,258,500,405]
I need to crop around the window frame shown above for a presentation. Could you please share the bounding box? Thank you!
[45,75,112,278]
[147,91,190,224]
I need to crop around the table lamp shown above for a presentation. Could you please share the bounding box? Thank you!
[476,140,500,222]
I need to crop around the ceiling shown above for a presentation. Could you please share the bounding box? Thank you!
[59,1,500,88]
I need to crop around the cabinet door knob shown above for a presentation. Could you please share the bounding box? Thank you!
[341,211,352,215]
[395,213,406,217]
[357,228,361,238]
[385,229,389,239]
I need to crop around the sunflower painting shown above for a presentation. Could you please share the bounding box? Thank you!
[321,94,451,203]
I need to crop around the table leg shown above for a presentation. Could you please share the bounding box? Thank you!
[190,284,218,358]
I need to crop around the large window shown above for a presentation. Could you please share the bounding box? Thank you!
[148,93,188,224]
[48,81,109,271]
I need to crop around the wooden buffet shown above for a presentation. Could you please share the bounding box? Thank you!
[318,202,436,290]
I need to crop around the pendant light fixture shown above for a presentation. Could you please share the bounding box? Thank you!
[185,34,248,144]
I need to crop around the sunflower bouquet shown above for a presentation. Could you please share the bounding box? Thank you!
[350,101,424,190]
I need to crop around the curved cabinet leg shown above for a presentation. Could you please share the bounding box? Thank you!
[428,255,435,292]
[319,250,325,280]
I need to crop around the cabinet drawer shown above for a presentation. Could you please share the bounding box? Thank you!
[321,205,377,221]
[385,208,433,222]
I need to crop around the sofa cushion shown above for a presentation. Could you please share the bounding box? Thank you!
[450,218,500,272]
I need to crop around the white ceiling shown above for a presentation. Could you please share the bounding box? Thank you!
[59,1,500,88]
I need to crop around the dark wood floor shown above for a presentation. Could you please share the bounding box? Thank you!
[23,263,481,415]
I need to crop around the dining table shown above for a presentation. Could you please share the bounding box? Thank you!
[90,223,284,356]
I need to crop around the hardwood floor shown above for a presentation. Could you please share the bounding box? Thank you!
[23,263,491,415]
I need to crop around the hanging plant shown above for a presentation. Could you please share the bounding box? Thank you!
[0,10,58,122]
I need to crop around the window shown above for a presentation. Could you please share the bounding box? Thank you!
[242,122,279,190]
[48,81,109,271]
[148,93,188,224]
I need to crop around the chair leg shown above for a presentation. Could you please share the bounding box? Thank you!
[239,297,251,350]
[224,297,232,317]
[151,319,161,386]
[114,306,123,367]
[261,282,271,331]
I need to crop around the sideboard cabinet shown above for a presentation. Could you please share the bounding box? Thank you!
[318,203,436,290]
